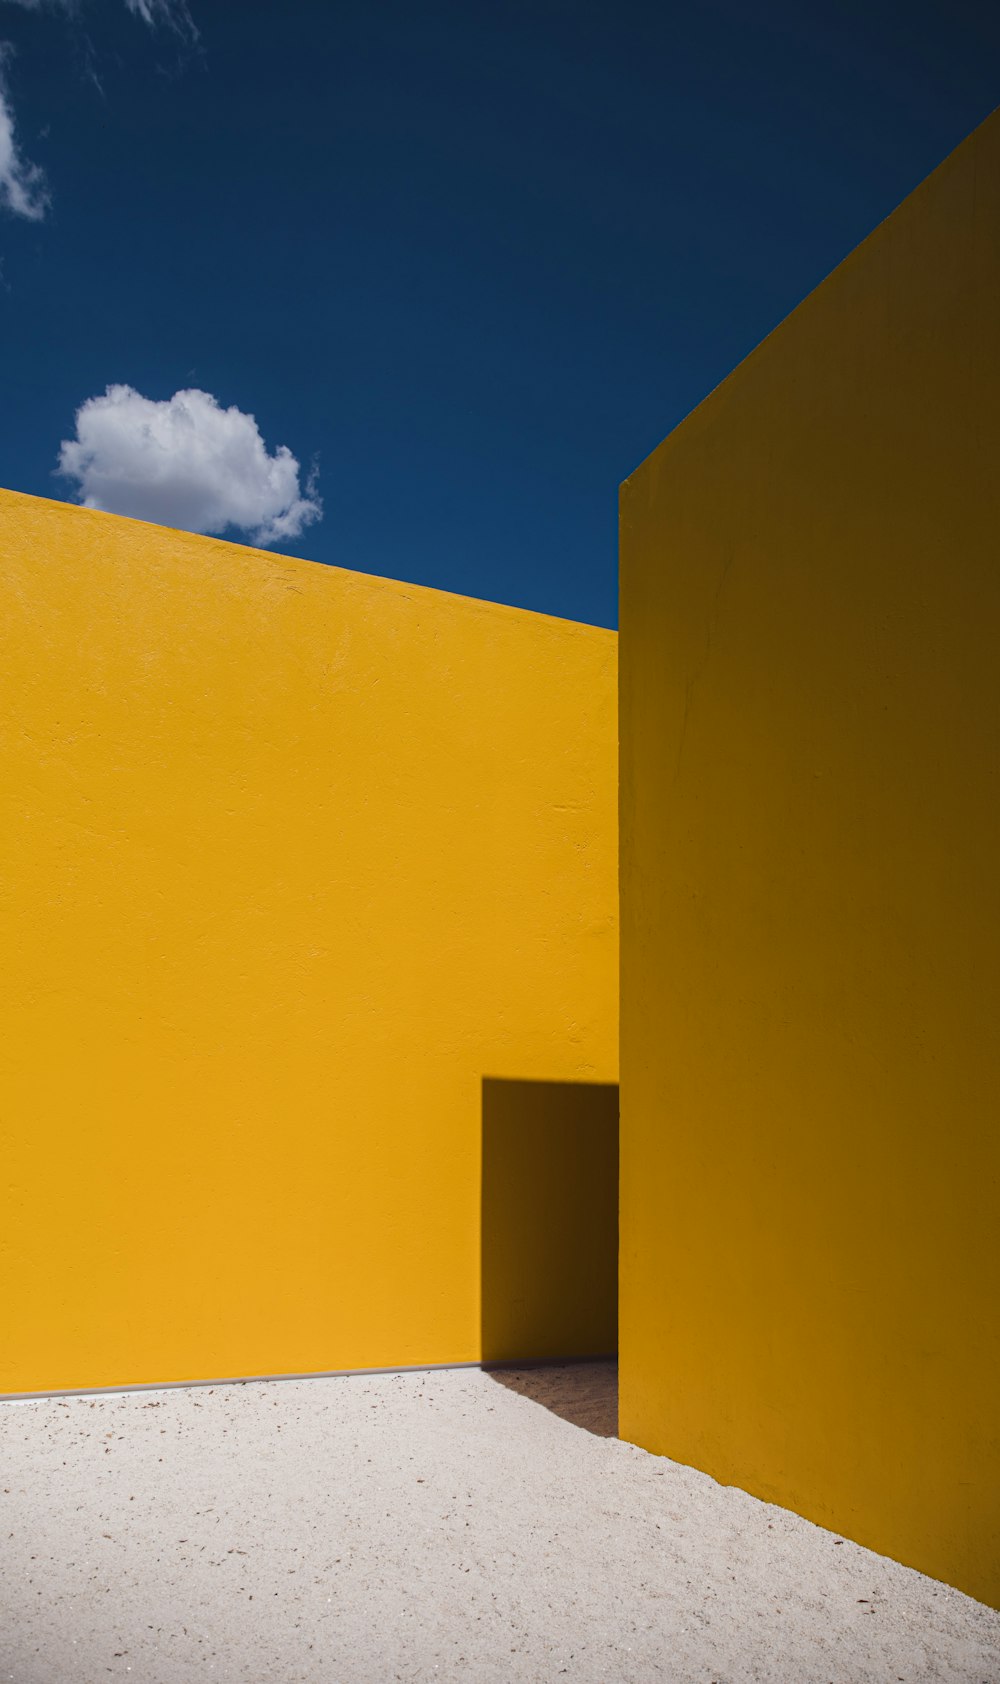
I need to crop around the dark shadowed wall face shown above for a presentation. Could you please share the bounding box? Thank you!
[481,1080,618,1363]
[619,111,1000,1607]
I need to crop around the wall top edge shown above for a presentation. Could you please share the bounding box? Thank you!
[618,103,999,495]
[0,485,617,642]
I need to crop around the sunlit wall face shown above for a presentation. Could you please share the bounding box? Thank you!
[0,491,618,1395]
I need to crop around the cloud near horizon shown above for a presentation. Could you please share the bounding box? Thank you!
[58,385,323,547]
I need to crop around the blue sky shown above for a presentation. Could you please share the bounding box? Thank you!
[1,0,998,627]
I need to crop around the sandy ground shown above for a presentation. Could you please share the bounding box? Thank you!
[1,1363,998,1683]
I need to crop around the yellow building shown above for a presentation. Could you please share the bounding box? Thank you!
[3,107,999,1615]
[619,110,1000,1607]
[0,489,618,1396]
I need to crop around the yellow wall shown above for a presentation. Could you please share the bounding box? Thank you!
[0,489,617,1395]
[619,111,1000,1607]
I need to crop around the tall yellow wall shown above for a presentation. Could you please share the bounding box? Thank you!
[619,111,1000,1607]
[0,489,617,1395]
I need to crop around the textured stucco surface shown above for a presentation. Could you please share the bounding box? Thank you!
[2,1369,997,1683]
[620,109,1000,1604]
[0,489,617,1394]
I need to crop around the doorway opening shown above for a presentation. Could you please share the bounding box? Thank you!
[480,1078,618,1434]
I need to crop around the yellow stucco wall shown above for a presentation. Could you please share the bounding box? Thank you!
[619,111,1000,1607]
[0,489,617,1395]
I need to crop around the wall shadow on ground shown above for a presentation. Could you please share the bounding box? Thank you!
[486,1360,618,1437]
[481,1079,618,1369]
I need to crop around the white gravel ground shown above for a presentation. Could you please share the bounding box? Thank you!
[1,1364,998,1683]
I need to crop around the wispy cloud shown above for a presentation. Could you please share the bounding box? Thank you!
[58,385,323,547]
[0,50,47,219]
[123,0,196,41]
[0,0,197,219]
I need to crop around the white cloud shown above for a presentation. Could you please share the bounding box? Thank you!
[0,56,47,219]
[0,0,196,220]
[123,0,196,41]
[58,385,323,547]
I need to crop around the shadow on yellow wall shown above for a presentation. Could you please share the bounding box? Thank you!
[619,107,1000,1607]
[481,1078,618,1364]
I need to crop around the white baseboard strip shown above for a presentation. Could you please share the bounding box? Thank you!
[1,1351,617,1404]
[0,1359,482,1404]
